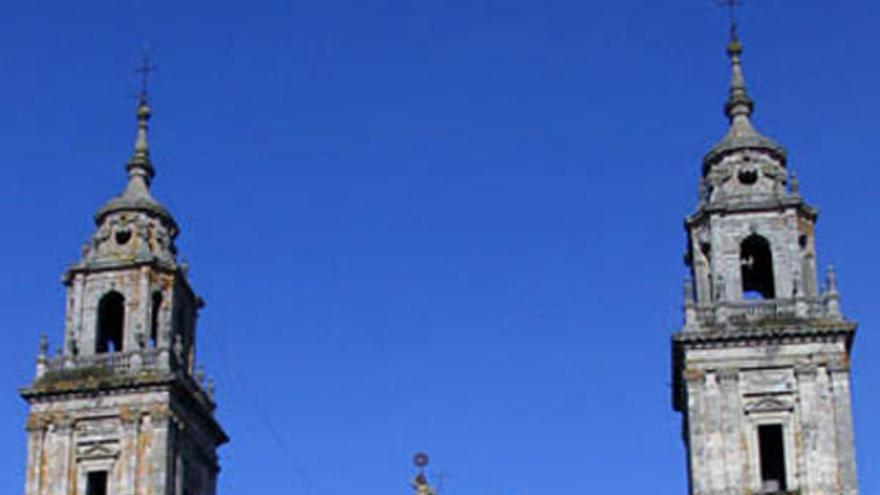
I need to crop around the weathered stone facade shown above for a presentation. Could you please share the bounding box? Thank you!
[20,96,227,495]
[672,34,858,495]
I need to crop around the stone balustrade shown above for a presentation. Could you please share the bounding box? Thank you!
[42,347,168,375]
[34,346,216,406]
[688,294,840,329]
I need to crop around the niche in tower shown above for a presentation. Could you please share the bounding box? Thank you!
[150,291,163,348]
[96,291,125,353]
[740,234,775,299]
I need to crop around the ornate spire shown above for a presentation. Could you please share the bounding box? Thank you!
[790,170,800,196]
[123,53,156,193]
[703,26,786,170]
[122,97,156,196]
[94,55,175,229]
[826,265,839,294]
[724,27,753,120]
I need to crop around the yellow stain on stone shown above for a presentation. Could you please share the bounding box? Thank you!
[684,367,704,382]
[68,434,78,495]
[136,419,151,495]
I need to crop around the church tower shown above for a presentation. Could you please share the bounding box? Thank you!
[672,28,859,495]
[20,90,228,495]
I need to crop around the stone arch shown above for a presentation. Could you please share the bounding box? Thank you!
[740,234,775,299]
[96,291,125,353]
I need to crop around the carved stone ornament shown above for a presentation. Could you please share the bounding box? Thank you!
[695,225,710,246]
[794,364,818,378]
[54,414,75,433]
[76,440,121,460]
[76,417,120,438]
[683,367,704,383]
[119,405,140,425]
[717,368,739,384]
[150,403,173,423]
[744,396,793,414]
[827,353,851,373]
[84,211,177,266]
[25,413,47,432]
[742,369,793,394]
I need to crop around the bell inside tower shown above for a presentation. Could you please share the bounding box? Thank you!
[740,234,775,299]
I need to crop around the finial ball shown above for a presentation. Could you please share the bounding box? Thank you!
[137,102,152,121]
[726,38,743,56]
[413,452,429,468]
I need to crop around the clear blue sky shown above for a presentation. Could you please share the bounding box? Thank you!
[0,0,878,493]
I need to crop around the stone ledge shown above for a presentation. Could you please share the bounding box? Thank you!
[20,366,174,399]
[673,321,856,349]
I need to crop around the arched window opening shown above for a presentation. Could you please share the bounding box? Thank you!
[741,235,775,299]
[150,292,163,348]
[97,291,125,353]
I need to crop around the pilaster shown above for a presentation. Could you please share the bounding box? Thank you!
[24,415,45,495]
[794,364,820,494]
[829,361,858,495]
[718,369,744,494]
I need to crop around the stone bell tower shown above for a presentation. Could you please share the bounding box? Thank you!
[671,28,859,495]
[20,88,227,495]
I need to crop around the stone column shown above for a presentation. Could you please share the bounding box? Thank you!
[147,406,172,495]
[134,413,152,495]
[703,371,727,493]
[81,283,98,356]
[43,422,64,495]
[722,249,740,303]
[69,275,86,355]
[684,368,709,495]
[815,365,837,491]
[24,415,45,495]
[127,266,151,352]
[829,362,859,495]
[53,416,75,495]
[120,407,140,495]
[719,369,744,495]
[795,364,819,494]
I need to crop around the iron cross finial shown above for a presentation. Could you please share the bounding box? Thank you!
[717,0,743,39]
[136,48,157,102]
